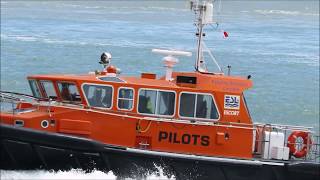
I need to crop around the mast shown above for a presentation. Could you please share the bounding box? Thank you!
[190,0,215,73]
[196,8,204,72]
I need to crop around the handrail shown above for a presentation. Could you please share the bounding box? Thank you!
[254,122,314,131]
[0,94,22,102]
[253,123,319,162]
[0,91,48,101]
[253,123,313,132]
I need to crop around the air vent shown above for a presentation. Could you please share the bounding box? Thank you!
[176,76,197,84]
[98,76,125,83]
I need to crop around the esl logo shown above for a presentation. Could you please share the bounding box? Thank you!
[224,95,240,110]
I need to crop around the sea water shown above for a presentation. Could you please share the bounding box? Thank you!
[1,0,319,179]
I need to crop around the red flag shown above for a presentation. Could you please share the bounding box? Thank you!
[223,31,229,38]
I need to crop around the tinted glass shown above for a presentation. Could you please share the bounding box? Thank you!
[180,93,219,120]
[138,90,157,114]
[196,94,219,119]
[58,82,81,102]
[118,88,134,110]
[118,99,133,110]
[157,91,175,115]
[40,81,57,99]
[179,93,196,117]
[83,84,112,108]
[28,80,41,98]
[119,88,133,99]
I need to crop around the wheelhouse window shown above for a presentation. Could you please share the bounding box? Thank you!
[39,81,57,99]
[28,80,41,98]
[58,82,81,102]
[179,93,195,117]
[83,84,113,108]
[157,91,175,115]
[179,92,219,120]
[118,88,134,110]
[138,89,175,116]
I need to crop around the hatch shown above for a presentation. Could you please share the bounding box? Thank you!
[176,76,197,84]
[98,76,125,83]
[176,76,197,88]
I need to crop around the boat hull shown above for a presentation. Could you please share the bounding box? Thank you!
[0,124,319,180]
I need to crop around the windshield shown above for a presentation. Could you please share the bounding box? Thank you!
[28,80,41,98]
[39,81,57,99]
[58,82,81,102]
[82,84,112,108]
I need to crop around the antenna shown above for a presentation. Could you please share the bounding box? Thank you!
[190,0,222,73]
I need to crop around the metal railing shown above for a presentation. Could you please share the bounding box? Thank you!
[253,123,319,162]
[0,91,40,114]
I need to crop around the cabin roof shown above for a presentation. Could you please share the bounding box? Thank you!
[28,71,252,93]
[28,74,177,87]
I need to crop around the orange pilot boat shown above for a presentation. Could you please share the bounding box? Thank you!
[0,1,319,180]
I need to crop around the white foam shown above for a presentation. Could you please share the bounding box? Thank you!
[0,169,116,180]
[8,35,38,42]
[0,167,175,180]
[1,34,154,48]
[255,10,319,16]
[1,34,44,42]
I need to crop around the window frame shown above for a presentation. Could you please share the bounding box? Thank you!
[242,93,251,120]
[57,81,82,103]
[81,83,114,110]
[117,87,135,111]
[39,80,58,99]
[178,91,220,121]
[137,88,176,118]
[28,79,42,98]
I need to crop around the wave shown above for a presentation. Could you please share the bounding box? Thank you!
[0,168,174,180]
[1,33,193,50]
[1,34,104,46]
[0,169,115,180]
[1,35,39,42]
[227,47,319,67]
[254,10,319,16]
[57,3,188,12]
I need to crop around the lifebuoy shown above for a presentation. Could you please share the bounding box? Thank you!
[287,131,312,158]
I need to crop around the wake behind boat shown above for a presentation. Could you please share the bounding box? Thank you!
[1,1,319,180]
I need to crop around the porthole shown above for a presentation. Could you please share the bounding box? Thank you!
[41,120,49,128]
[14,120,24,127]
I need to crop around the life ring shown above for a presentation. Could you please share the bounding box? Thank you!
[287,131,312,158]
